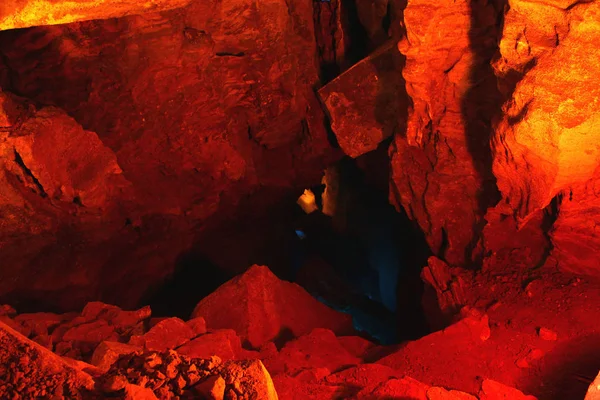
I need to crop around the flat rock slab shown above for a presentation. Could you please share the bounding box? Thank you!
[318,40,407,158]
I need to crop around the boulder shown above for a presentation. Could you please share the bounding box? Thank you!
[129,317,195,351]
[264,328,361,376]
[191,265,353,348]
[194,375,226,400]
[177,329,241,361]
[187,317,207,336]
[318,40,407,158]
[377,310,491,393]
[91,341,143,372]
[220,359,279,400]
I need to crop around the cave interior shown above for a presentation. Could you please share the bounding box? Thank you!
[0,0,600,399]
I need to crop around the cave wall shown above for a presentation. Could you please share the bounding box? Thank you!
[492,0,600,276]
[389,0,504,267]
[388,0,600,277]
[1,0,600,313]
[0,0,337,311]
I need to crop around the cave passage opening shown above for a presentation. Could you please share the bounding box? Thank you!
[292,150,431,344]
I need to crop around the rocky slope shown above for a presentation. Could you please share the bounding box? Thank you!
[1,264,599,399]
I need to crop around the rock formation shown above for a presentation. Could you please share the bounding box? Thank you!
[0,0,335,310]
[1,264,597,399]
[389,0,503,267]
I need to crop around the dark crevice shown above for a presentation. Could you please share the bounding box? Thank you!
[462,0,507,266]
[13,149,48,198]
[534,191,564,269]
[215,52,245,57]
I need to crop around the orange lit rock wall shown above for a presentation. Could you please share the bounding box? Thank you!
[492,0,600,224]
[491,0,600,276]
[0,0,333,310]
[390,0,502,267]
[0,0,192,31]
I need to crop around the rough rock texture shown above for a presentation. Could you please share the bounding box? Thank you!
[390,0,503,267]
[421,256,468,330]
[0,320,94,398]
[586,371,600,400]
[0,0,334,310]
[319,39,407,158]
[191,265,354,348]
[0,0,192,31]
[490,0,600,276]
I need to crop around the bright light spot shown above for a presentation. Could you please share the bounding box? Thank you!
[297,189,318,214]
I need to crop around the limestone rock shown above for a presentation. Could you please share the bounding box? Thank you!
[0,0,333,310]
[390,0,502,266]
[479,379,538,400]
[318,40,407,158]
[428,387,478,400]
[356,377,429,400]
[129,317,195,351]
[221,359,279,400]
[187,316,207,336]
[0,320,94,398]
[0,0,192,31]
[177,329,241,361]
[376,311,491,391]
[91,341,143,372]
[195,375,226,400]
[421,256,468,330]
[264,328,361,377]
[586,370,600,400]
[191,265,353,348]
[492,0,600,227]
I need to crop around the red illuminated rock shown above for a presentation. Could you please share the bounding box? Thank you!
[264,328,361,376]
[177,329,241,361]
[586,371,600,400]
[550,173,600,276]
[492,1,600,223]
[0,320,94,398]
[129,317,195,351]
[187,316,207,336]
[220,359,279,400]
[0,0,193,31]
[356,377,429,399]
[336,335,378,360]
[318,40,407,158]
[0,0,334,310]
[421,256,469,330]
[479,379,538,400]
[91,341,143,372]
[489,0,600,276]
[376,311,491,392]
[390,0,501,266]
[191,265,353,348]
[325,363,399,389]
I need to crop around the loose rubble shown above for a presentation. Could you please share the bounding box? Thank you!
[1,265,598,399]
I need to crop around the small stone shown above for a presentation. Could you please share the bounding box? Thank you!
[103,375,128,392]
[195,375,226,400]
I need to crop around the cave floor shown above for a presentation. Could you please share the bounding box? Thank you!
[1,260,599,399]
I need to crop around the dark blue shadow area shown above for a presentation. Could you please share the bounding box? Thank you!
[292,156,430,344]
